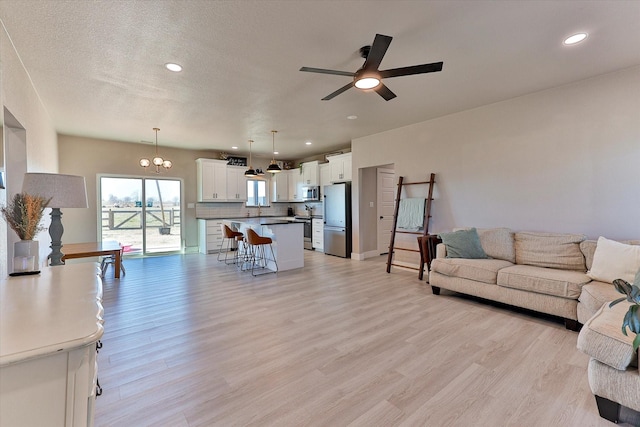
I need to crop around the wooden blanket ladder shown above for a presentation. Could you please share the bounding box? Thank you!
[386,173,436,276]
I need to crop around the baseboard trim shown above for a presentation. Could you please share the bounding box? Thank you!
[351,250,382,261]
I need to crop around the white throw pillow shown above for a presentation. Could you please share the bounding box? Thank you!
[587,236,640,284]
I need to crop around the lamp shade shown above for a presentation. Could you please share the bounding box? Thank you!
[22,173,89,208]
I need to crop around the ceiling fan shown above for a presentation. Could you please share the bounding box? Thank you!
[300,33,443,101]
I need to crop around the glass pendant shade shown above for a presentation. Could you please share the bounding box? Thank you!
[140,128,171,173]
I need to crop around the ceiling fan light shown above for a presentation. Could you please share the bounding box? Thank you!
[355,77,380,89]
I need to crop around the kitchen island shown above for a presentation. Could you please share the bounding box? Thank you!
[222,217,304,272]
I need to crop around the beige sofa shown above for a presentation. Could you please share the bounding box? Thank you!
[429,228,592,330]
[429,228,640,422]
[577,301,639,424]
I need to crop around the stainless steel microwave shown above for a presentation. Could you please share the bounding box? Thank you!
[301,186,321,201]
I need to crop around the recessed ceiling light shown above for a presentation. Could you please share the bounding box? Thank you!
[347,115,358,120]
[274,151,279,155]
[305,141,312,145]
[563,33,588,45]
[231,146,238,150]
[165,63,183,72]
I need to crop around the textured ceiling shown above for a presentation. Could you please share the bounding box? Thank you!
[0,0,639,160]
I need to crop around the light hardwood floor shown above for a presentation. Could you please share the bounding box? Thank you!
[94,251,627,426]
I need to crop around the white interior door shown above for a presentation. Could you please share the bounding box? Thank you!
[377,168,396,255]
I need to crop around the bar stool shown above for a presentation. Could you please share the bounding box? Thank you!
[218,224,244,264]
[245,228,278,276]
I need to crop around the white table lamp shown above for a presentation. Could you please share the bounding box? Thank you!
[22,173,88,266]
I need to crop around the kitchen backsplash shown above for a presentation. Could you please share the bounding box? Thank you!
[196,201,322,219]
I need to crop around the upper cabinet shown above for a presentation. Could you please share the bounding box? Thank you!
[327,152,352,182]
[226,166,248,202]
[271,170,289,202]
[319,163,331,189]
[301,161,319,186]
[197,158,228,201]
[197,159,248,202]
[287,169,303,201]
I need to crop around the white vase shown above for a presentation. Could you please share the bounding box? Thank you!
[14,240,39,272]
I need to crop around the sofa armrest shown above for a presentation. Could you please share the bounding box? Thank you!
[577,301,638,372]
[435,243,447,259]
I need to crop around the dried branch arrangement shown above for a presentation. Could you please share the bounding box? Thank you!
[1,192,51,240]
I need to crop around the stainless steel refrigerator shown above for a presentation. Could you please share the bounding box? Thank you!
[323,182,351,258]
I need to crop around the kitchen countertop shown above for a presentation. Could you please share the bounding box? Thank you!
[224,217,305,226]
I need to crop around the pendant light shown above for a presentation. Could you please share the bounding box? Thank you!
[244,140,256,177]
[267,130,282,173]
[140,128,172,173]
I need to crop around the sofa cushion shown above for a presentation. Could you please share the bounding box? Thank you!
[514,231,586,271]
[587,236,640,284]
[439,228,488,259]
[497,264,590,299]
[477,228,516,263]
[579,281,622,319]
[430,258,513,284]
[581,239,640,271]
[577,302,638,371]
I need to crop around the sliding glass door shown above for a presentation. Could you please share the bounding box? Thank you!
[99,176,182,255]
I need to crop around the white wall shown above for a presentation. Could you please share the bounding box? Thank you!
[352,66,640,257]
[1,24,58,276]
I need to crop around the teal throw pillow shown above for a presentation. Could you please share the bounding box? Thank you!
[439,228,488,259]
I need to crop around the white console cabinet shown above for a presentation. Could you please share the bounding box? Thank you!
[0,263,104,427]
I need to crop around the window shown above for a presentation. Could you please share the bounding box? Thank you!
[246,179,268,206]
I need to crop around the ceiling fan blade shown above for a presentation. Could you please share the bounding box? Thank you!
[363,34,392,71]
[322,82,355,100]
[374,83,396,101]
[300,67,355,77]
[379,62,444,79]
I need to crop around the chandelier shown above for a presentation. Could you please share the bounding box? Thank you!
[244,140,256,177]
[140,128,172,173]
[266,130,282,173]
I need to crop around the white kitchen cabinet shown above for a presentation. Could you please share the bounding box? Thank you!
[199,219,224,253]
[0,263,103,427]
[312,218,324,252]
[197,158,228,201]
[226,166,248,202]
[319,163,331,190]
[288,169,303,201]
[271,171,289,202]
[328,152,352,182]
[301,161,319,186]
